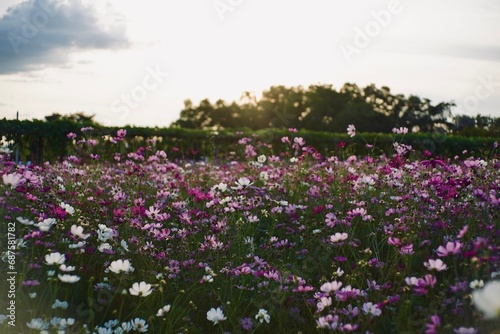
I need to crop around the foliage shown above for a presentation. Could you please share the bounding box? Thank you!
[1,118,499,165]
[172,83,461,133]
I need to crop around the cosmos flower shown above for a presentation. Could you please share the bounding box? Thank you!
[129,281,153,297]
[347,124,356,137]
[320,281,343,294]
[206,307,226,325]
[255,309,271,323]
[45,252,66,265]
[129,318,148,332]
[26,318,49,331]
[437,241,463,257]
[108,259,135,274]
[58,274,81,283]
[2,173,24,188]
[362,302,382,317]
[60,202,75,215]
[59,264,76,272]
[330,233,348,243]
[469,280,484,289]
[424,259,448,271]
[70,225,91,240]
[35,218,57,232]
[156,305,171,317]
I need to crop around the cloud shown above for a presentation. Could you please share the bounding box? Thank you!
[0,0,129,74]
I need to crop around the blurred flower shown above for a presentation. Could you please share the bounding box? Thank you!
[347,124,356,137]
[129,281,153,297]
[207,307,226,325]
[51,299,69,310]
[425,315,441,334]
[471,280,500,319]
[26,318,49,331]
[241,317,253,330]
[420,157,446,169]
[392,127,408,135]
[454,327,478,334]
[255,309,270,323]
[2,173,24,188]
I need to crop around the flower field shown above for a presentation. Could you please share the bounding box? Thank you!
[1,127,499,333]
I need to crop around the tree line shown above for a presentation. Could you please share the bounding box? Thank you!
[172,83,500,136]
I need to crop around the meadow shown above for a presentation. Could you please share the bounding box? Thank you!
[1,126,499,333]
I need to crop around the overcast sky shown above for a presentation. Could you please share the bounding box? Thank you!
[0,0,499,127]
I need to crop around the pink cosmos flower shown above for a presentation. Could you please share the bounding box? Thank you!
[330,233,348,243]
[425,315,441,334]
[320,281,343,294]
[424,259,448,271]
[436,241,463,257]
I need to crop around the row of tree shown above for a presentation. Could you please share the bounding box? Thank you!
[172,83,500,135]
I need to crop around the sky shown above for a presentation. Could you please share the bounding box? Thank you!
[0,0,499,127]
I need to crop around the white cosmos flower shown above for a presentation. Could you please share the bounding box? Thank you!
[130,318,148,332]
[2,173,23,188]
[472,280,500,319]
[129,282,153,297]
[235,177,252,188]
[255,308,271,323]
[362,302,382,317]
[0,146,12,154]
[51,299,69,310]
[60,202,75,215]
[59,264,75,272]
[156,305,171,317]
[70,225,90,239]
[58,274,80,283]
[470,280,485,289]
[69,241,86,249]
[36,218,57,232]
[17,217,34,225]
[108,259,135,274]
[206,307,226,325]
[98,243,112,253]
[45,252,66,265]
[26,318,49,330]
[216,182,228,192]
